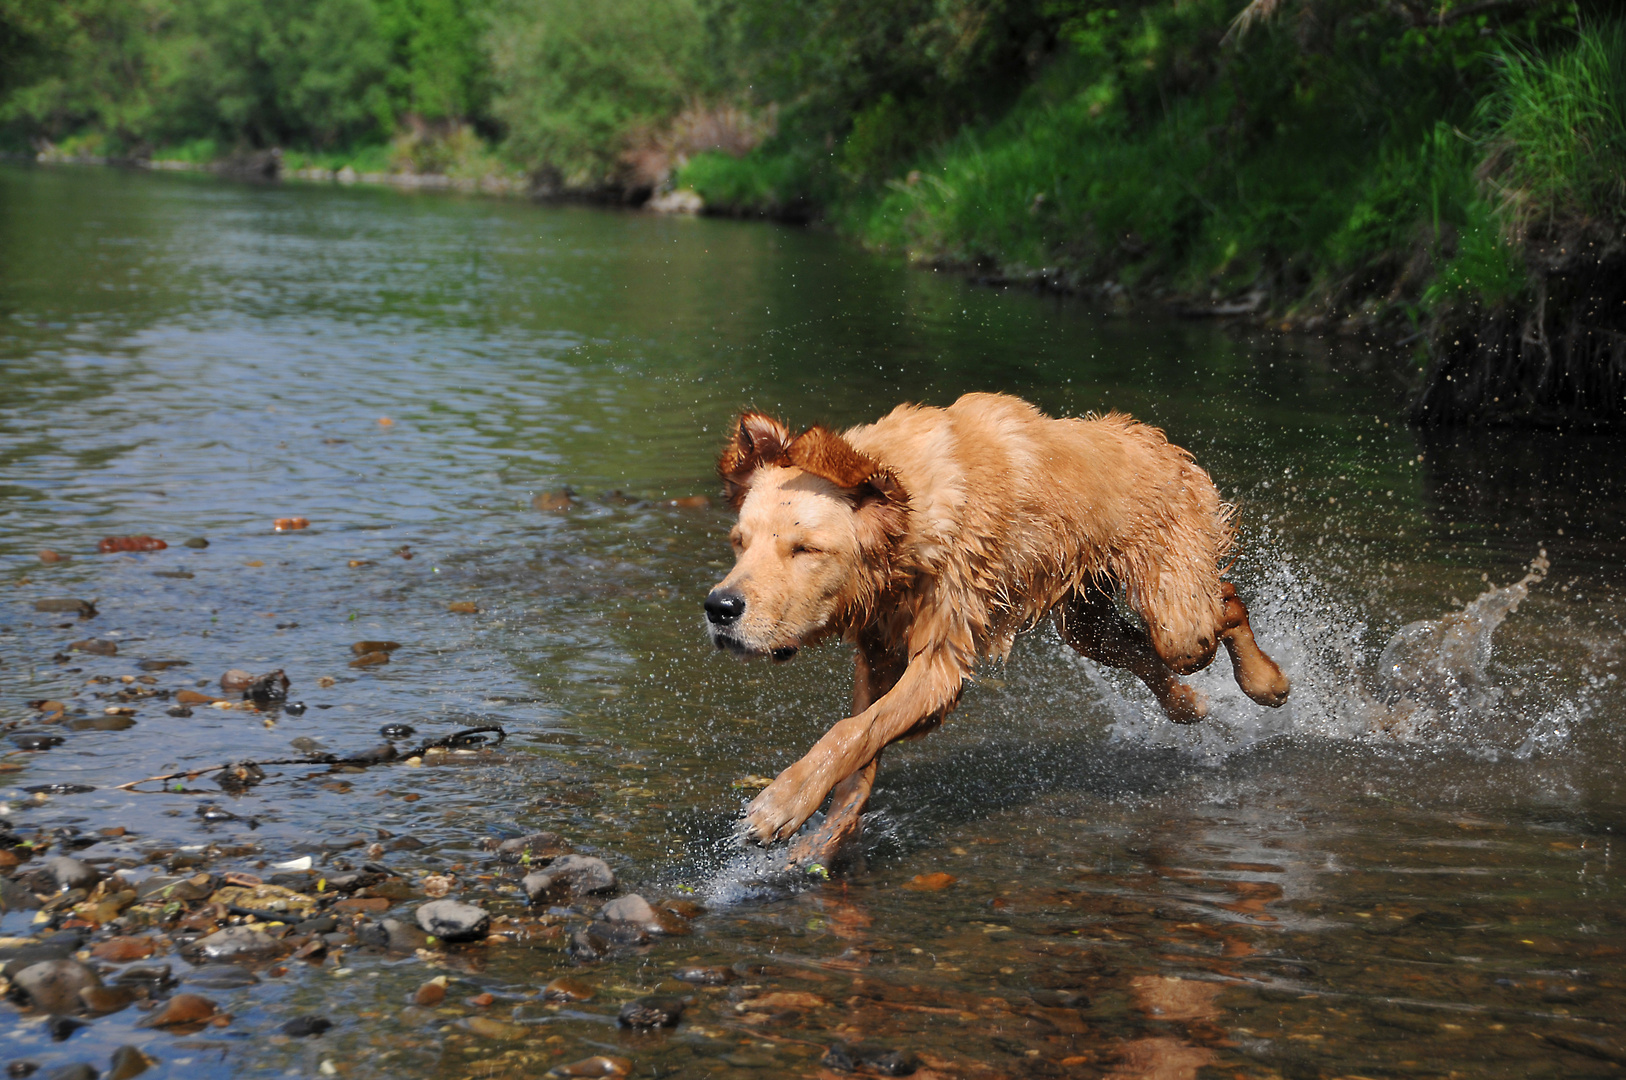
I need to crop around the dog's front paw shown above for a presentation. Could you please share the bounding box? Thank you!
[743,767,825,844]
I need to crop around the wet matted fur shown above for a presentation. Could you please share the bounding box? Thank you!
[703,392,1289,856]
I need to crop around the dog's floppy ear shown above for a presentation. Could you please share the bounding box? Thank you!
[786,426,911,547]
[719,411,792,509]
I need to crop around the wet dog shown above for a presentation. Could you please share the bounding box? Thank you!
[704,393,1289,865]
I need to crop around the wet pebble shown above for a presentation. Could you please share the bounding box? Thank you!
[69,639,117,655]
[523,855,616,903]
[735,991,825,1013]
[542,976,595,1001]
[185,925,280,962]
[415,900,490,942]
[142,993,218,1027]
[79,985,135,1013]
[182,965,259,990]
[672,966,735,986]
[412,978,447,1006]
[220,669,255,691]
[617,996,684,1029]
[279,1015,333,1037]
[11,960,102,1013]
[45,1015,88,1041]
[464,1016,525,1041]
[182,537,209,548]
[822,1042,920,1076]
[5,1065,37,1079]
[164,706,193,718]
[351,641,401,655]
[40,1066,98,1080]
[568,921,648,961]
[491,831,569,861]
[547,1057,631,1079]
[11,733,64,751]
[349,651,390,668]
[105,1046,155,1080]
[379,724,415,739]
[44,857,100,892]
[134,873,215,903]
[113,965,174,991]
[381,918,429,952]
[34,599,95,616]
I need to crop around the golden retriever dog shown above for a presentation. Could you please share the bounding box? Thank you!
[704,392,1289,866]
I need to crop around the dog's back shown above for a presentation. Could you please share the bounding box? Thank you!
[844,393,1233,662]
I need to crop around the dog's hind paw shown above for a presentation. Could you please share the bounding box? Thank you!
[1161,681,1209,725]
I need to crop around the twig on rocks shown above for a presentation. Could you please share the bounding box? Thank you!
[115,725,508,792]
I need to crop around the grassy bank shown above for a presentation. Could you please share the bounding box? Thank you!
[4,0,1622,424]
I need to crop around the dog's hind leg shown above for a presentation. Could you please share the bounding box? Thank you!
[785,642,904,870]
[1219,581,1290,707]
[1057,586,1208,724]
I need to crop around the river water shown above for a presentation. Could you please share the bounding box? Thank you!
[2,163,1625,1079]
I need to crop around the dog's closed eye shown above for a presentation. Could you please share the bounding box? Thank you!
[791,543,822,556]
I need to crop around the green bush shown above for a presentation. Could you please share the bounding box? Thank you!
[486,0,709,186]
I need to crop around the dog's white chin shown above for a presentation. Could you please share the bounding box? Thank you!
[706,626,798,662]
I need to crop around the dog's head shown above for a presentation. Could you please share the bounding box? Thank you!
[704,411,909,661]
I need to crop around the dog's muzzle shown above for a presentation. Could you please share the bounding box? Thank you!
[704,589,746,626]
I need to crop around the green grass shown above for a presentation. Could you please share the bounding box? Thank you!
[676,148,820,215]
[280,144,394,174]
[1477,19,1626,234]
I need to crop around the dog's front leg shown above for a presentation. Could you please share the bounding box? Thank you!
[744,648,965,843]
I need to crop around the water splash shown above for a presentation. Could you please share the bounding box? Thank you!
[1100,550,1574,760]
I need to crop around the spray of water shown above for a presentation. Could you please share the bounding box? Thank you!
[1098,549,1575,761]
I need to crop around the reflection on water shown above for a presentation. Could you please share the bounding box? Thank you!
[1,164,1625,1079]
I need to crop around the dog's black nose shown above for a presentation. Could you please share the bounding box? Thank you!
[705,590,746,625]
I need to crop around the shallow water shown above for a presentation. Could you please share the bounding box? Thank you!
[3,163,1626,1079]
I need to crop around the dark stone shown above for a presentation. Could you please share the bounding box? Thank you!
[280,1015,332,1037]
[379,724,415,739]
[40,1067,98,1080]
[22,784,94,796]
[242,670,289,706]
[69,639,117,656]
[491,832,568,862]
[10,733,63,751]
[34,600,95,617]
[345,744,397,765]
[415,900,490,943]
[184,926,280,962]
[183,537,209,548]
[320,870,382,893]
[105,1046,153,1080]
[165,706,193,718]
[381,918,429,952]
[0,878,43,914]
[112,965,174,991]
[522,855,615,903]
[182,964,258,990]
[353,922,388,949]
[46,1015,88,1041]
[617,995,684,1029]
[282,701,306,716]
[1031,989,1090,1008]
[134,874,214,902]
[5,1063,38,1078]
[822,1043,919,1076]
[385,835,426,852]
[293,916,338,935]
[567,921,648,962]
[138,659,190,671]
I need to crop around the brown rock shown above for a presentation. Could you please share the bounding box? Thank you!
[667,495,713,509]
[903,872,956,892]
[735,991,826,1012]
[143,992,218,1027]
[11,959,102,1012]
[176,689,222,704]
[91,936,157,962]
[349,651,390,668]
[351,641,401,655]
[412,979,447,1006]
[0,849,19,871]
[446,601,479,614]
[542,976,595,1002]
[80,985,137,1013]
[220,669,255,692]
[38,549,68,563]
[335,896,390,913]
[70,638,118,656]
[273,517,309,531]
[464,1016,525,1040]
[532,489,575,513]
